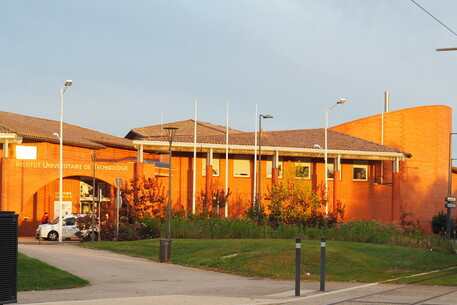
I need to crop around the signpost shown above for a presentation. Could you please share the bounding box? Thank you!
[445,197,456,238]
[115,178,122,241]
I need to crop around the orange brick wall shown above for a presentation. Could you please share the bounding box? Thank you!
[1,141,156,236]
[332,105,452,230]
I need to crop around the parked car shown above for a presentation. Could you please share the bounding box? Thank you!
[36,213,97,241]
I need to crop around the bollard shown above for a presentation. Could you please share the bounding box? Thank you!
[38,226,41,245]
[295,237,301,296]
[320,236,326,291]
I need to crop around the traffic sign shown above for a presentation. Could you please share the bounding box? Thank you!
[445,203,456,208]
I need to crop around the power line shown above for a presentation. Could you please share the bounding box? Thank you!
[410,0,457,38]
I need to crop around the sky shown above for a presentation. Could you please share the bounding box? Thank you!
[1,0,457,138]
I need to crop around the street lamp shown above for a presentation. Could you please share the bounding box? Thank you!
[57,80,72,243]
[324,99,345,216]
[160,126,178,262]
[446,133,457,239]
[257,114,273,225]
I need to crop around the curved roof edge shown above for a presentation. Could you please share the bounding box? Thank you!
[332,105,451,129]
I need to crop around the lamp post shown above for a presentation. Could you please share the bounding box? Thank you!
[446,133,457,239]
[324,99,345,216]
[160,126,178,262]
[257,114,273,226]
[57,80,72,243]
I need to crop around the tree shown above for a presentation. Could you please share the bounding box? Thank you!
[265,165,344,227]
[121,176,167,221]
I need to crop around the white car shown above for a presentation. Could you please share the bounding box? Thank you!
[36,213,97,241]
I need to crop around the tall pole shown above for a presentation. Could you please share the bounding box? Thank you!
[167,140,172,239]
[91,152,96,242]
[324,99,346,216]
[257,114,273,226]
[225,101,229,218]
[257,115,262,225]
[192,99,197,214]
[447,133,457,238]
[253,104,258,206]
[164,127,178,240]
[58,80,72,243]
[324,109,329,216]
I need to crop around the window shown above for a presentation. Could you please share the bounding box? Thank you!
[266,158,283,178]
[233,155,251,177]
[202,157,220,176]
[327,163,334,179]
[64,218,75,226]
[353,164,368,181]
[16,145,37,160]
[295,162,311,179]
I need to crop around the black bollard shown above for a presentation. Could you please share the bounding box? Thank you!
[295,237,301,296]
[320,236,326,291]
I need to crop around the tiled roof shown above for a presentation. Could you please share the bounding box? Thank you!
[142,128,405,154]
[0,111,134,150]
[127,119,243,139]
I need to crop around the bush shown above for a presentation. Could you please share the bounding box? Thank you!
[137,217,161,239]
[431,211,455,237]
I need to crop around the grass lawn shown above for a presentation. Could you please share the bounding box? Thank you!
[78,239,457,284]
[18,252,89,291]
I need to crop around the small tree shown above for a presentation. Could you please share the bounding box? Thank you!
[198,188,231,217]
[121,176,167,221]
[265,165,344,227]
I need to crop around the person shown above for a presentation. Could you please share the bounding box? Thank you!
[41,212,49,224]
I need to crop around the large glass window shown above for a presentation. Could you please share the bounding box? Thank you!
[353,164,368,181]
[327,163,334,179]
[202,156,220,176]
[295,162,311,179]
[233,155,251,177]
[266,157,283,178]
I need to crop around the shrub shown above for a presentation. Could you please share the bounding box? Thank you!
[137,217,161,239]
[431,211,455,237]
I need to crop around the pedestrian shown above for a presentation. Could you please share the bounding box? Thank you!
[41,212,49,224]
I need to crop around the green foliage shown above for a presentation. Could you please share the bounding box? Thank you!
[137,216,161,239]
[265,166,344,227]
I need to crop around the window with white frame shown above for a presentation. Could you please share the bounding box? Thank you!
[353,163,368,181]
[16,145,37,160]
[233,155,251,177]
[327,163,334,179]
[295,161,311,179]
[202,156,220,176]
[266,157,283,178]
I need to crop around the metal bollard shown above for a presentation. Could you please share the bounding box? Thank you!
[295,237,301,296]
[320,236,326,291]
[38,226,41,245]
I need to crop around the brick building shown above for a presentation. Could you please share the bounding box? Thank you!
[0,105,453,236]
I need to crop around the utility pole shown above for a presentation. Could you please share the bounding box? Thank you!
[438,48,457,239]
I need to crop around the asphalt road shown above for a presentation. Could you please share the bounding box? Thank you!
[17,239,457,305]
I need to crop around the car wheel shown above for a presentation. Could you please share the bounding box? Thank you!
[48,231,59,241]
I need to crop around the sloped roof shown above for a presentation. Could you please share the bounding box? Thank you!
[140,128,406,155]
[0,111,134,150]
[126,119,243,139]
